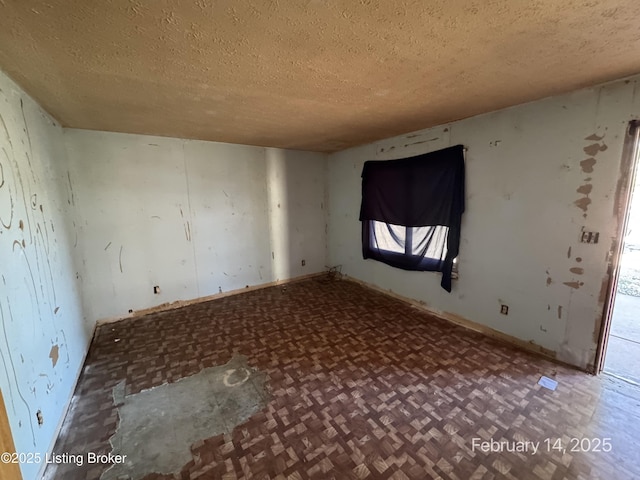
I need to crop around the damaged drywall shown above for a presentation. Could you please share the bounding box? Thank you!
[63,130,327,322]
[0,69,90,480]
[573,135,608,218]
[103,356,268,480]
[328,74,640,370]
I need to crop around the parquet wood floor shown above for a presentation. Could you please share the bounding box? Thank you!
[44,276,640,479]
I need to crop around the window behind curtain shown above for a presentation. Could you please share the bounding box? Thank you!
[359,144,465,292]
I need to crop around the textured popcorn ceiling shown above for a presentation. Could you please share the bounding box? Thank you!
[1,1,640,152]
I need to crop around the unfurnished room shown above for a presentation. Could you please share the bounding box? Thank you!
[1,1,640,479]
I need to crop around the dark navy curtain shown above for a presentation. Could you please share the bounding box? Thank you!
[359,144,465,291]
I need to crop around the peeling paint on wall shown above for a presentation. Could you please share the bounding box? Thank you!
[585,133,605,141]
[329,76,640,372]
[583,142,608,157]
[574,135,607,219]
[580,158,597,173]
[0,70,88,480]
[576,183,593,195]
[48,345,59,367]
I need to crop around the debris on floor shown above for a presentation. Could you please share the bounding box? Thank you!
[538,375,558,391]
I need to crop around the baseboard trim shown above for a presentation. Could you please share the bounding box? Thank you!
[96,272,327,326]
[342,274,585,372]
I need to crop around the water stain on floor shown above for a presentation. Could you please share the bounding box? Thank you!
[102,355,268,480]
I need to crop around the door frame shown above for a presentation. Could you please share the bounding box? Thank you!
[0,390,22,480]
[594,120,640,374]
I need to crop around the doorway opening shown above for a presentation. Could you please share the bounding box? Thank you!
[597,121,640,383]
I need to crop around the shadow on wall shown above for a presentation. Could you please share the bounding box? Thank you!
[265,147,326,281]
[266,148,292,280]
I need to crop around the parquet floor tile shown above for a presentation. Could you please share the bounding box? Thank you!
[44,276,640,479]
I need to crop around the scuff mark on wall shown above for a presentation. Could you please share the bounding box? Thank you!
[19,98,36,184]
[557,306,563,319]
[0,303,36,446]
[593,277,611,344]
[598,276,610,306]
[563,281,584,289]
[179,206,192,241]
[119,245,124,273]
[403,137,439,148]
[2,114,34,242]
[59,329,70,366]
[66,171,75,206]
[570,267,584,275]
[12,239,43,333]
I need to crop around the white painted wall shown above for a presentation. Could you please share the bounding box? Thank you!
[266,147,328,281]
[328,76,640,370]
[64,130,327,323]
[0,71,90,480]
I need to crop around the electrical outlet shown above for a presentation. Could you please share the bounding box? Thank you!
[580,230,599,244]
[500,305,509,315]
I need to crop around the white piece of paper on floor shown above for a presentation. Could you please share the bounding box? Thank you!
[538,376,558,391]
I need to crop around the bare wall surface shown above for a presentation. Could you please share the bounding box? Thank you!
[327,76,640,370]
[2,1,640,152]
[0,70,90,480]
[63,129,327,323]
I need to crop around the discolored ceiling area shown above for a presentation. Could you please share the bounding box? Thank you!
[1,1,640,152]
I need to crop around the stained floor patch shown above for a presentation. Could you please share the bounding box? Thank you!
[102,355,268,480]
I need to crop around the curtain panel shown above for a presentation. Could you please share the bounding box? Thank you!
[359,144,466,291]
